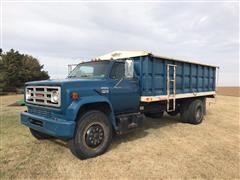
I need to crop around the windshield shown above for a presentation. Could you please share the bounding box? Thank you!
[68,61,109,79]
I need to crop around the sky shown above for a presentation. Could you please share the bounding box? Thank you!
[1,1,239,86]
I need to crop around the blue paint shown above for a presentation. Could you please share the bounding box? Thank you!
[21,54,217,139]
[132,55,216,95]
[21,111,75,138]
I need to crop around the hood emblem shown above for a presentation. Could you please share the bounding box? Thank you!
[100,87,109,94]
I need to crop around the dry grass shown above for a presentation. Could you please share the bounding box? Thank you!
[0,94,240,179]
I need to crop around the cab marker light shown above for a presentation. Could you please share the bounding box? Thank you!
[71,92,80,101]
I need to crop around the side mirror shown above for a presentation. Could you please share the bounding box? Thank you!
[125,59,134,79]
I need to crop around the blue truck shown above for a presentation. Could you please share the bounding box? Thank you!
[21,51,217,159]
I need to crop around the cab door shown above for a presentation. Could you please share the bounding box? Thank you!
[108,62,140,114]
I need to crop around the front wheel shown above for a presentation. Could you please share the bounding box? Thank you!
[70,110,112,159]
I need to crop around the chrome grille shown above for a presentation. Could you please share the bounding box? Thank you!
[26,86,61,107]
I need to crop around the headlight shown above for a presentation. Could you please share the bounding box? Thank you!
[26,90,31,100]
[51,91,59,103]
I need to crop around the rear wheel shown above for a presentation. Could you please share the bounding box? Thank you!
[188,99,204,124]
[180,99,204,124]
[145,111,164,118]
[180,102,190,123]
[29,128,52,140]
[70,110,112,159]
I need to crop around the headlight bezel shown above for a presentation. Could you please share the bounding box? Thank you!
[25,89,32,100]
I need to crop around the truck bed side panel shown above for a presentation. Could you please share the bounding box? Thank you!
[133,56,216,96]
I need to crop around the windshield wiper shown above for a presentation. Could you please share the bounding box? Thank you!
[80,75,90,77]
[67,75,76,78]
[68,75,95,78]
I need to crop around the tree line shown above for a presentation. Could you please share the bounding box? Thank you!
[0,49,50,92]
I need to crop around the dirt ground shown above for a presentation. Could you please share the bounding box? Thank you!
[217,87,240,97]
[0,94,239,179]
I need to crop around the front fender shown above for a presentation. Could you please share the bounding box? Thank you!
[66,95,117,129]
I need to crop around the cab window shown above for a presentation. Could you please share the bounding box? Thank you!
[110,62,125,79]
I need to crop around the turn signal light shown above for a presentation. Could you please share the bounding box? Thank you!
[71,92,79,101]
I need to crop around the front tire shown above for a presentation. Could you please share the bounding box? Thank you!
[70,110,112,159]
[29,128,52,140]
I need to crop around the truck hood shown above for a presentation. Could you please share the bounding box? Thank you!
[25,78,107,87]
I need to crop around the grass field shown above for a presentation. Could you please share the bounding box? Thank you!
[0,94,239,179]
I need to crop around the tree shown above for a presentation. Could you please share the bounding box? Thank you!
[0,49,50,92]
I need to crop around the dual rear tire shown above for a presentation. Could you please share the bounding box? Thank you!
[145,98,205,125]
[180,99,205,124]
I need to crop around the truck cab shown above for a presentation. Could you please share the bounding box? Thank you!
[21,58,144,159]
[21,51,216,159]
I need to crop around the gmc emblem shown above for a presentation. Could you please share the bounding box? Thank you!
[35,93,44,97]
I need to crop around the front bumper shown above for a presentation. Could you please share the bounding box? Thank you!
[21,111,76,139]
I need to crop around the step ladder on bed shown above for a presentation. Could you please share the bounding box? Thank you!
[166,64,177,112]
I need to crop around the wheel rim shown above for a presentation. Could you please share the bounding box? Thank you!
[196,106,203,122]
[85,124,104,148]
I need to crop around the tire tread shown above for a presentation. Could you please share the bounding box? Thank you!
[70,110,112,159]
